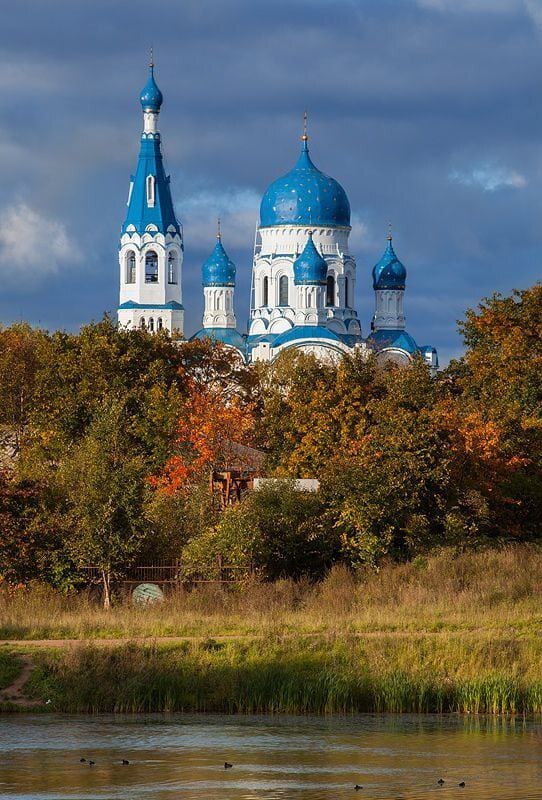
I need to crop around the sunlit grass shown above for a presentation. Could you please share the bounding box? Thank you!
[0,546,540,641]
[27,635,542,714]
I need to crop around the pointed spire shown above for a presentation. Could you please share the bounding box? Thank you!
[387,220,392,241]
[301,110,309,152]
[217,217,221,240]
[149,46,154,68]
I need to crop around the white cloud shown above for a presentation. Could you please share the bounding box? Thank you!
[0,203,81,283]
[449,164,527,191]
[176,187,260,251]
[415,0,542,30]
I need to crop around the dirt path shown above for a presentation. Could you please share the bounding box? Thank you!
[0,628,505,650]
[0,655,41,708]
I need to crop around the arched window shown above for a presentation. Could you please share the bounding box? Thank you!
[145,251,158,283]
[148,318,155,332]
[126,251,136,284]
[262,276,269,306]
[146,174,155,207]
[279,275,289,306]
[326,275,335,306]
[168,251,177,284]
[157,318,163,330]
[139,317,146,329]
[345,276,351,308]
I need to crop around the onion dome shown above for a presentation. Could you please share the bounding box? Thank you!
[293,231,328,285]
[202,228,236,287]
[259,127,350,228]
[140,62,163,112]
[372,236,407,290]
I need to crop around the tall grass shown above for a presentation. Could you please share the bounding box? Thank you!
[1,546,541,640]
[27,635,542,714]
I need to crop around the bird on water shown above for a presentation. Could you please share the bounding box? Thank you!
[354,784,363,791]
[122,759,130,765]
[224,762,233,769]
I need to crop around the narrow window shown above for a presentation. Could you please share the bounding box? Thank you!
[139,317,146,329]
[279,275,289,306]
[168,252,177,284]
[157,318,163,330]
[145,251,158,283]
[326,275,335,306]
[345,276,350,308]
[146,174,155,207]
[125,251,136,284]
[262,276,269,306]
[149,318,155,332]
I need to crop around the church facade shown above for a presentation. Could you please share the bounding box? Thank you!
[118,63,438,372]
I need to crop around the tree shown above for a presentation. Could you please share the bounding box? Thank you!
[60,399,148,607]
[182,481,338,581]
[151,377,255,496]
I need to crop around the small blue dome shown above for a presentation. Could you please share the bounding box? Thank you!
[293,231,328,285]
[372,237,407,290]
[260,139,350,228]
[202,237,236,286]
[140,64,163,112]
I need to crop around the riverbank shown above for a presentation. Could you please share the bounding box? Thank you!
[1,547,541,714]
[0,632,540,715]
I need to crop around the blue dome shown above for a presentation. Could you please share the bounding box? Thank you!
[260,139,350,228]
[293,231,327,285]
[140,64,163,112]
[202,237,236,287]
[373,237,407,290]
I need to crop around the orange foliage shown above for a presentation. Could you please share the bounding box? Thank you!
[151,379,255,495]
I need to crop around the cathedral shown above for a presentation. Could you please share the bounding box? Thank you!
[118,63,438,371]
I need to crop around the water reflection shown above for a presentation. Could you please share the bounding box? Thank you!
[0,713,540,799]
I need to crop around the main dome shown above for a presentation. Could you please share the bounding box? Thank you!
[260,139,350,228]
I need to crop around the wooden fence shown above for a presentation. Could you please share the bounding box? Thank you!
[79,557,253,590]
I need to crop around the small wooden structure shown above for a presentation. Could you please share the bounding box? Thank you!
[211,441,265,509]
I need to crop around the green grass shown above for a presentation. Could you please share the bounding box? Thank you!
[0,651,21,690]
[26,635,542,715]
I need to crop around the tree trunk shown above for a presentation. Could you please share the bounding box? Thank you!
[102,569,111,609]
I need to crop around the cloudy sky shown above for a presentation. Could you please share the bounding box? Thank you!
[1,0,542,363]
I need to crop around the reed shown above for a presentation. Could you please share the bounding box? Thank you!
[25,634,542,715]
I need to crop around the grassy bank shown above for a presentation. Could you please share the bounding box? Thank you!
[1,546,541,640]
[24,635,542,714]
[2,546,541,715]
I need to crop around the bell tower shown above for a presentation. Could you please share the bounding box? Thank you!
[117,57,184,334]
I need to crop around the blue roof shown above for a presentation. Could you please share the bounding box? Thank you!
[122,65,180,237]
[140,64,163,112]
[260,139,350,228]
[372,237,407,290]
[367,328,418,354]
[246,326,363,353]
[293,231,327,285]
[121,135,180,236]
[118,300,183,310]
[190,328,247,353]
[202,237,236,287]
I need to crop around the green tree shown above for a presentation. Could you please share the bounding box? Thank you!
[60,399,148,607]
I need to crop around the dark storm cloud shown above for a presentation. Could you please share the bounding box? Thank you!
[0,0,541,361]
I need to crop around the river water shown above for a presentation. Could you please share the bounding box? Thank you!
[0,714,540,799]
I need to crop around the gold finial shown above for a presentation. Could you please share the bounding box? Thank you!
[301,110,308,142]
[149,47,154,68]
[217,217,221,240]
[387,220,392,241]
